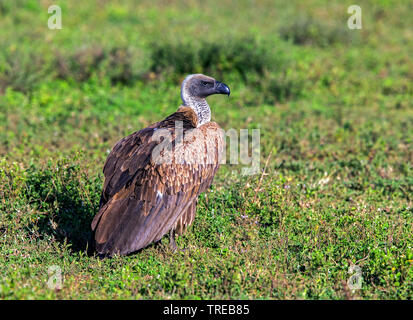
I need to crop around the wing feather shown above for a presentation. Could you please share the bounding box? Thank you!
[92,108,224,256]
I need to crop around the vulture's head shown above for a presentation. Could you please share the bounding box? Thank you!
[181,74,230,105]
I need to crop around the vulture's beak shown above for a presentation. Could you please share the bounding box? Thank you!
[215,81,230,96]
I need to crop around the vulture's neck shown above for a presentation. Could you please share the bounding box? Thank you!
[181,94,211,127]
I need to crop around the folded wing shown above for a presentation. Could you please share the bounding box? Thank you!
[91,107,224,256]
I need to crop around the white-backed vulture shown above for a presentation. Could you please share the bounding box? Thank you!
[91,74,230,256]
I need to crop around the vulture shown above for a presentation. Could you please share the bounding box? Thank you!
[91,74,230,256]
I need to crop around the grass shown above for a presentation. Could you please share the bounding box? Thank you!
[0,0,412,299]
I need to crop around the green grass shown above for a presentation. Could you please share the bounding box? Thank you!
[0,0,412,299]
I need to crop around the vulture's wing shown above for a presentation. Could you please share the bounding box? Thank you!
[91,108,224,256]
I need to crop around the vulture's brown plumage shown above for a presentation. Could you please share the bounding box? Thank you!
[91,74,230,256]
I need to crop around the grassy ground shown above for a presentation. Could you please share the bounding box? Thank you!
[0,0,412,299]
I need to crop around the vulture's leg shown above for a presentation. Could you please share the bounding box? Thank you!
[169,229,177,252]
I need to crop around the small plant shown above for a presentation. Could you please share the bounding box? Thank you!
[55,46,135,84]
[0,48,49,93]
[149,38,274,80]
[55,46,105,82]
[22,157,101,252]
[279,16,351,47]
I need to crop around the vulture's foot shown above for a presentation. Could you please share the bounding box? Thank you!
[169,229,177,252]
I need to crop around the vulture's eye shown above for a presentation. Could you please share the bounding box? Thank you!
[201,81,210,87]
